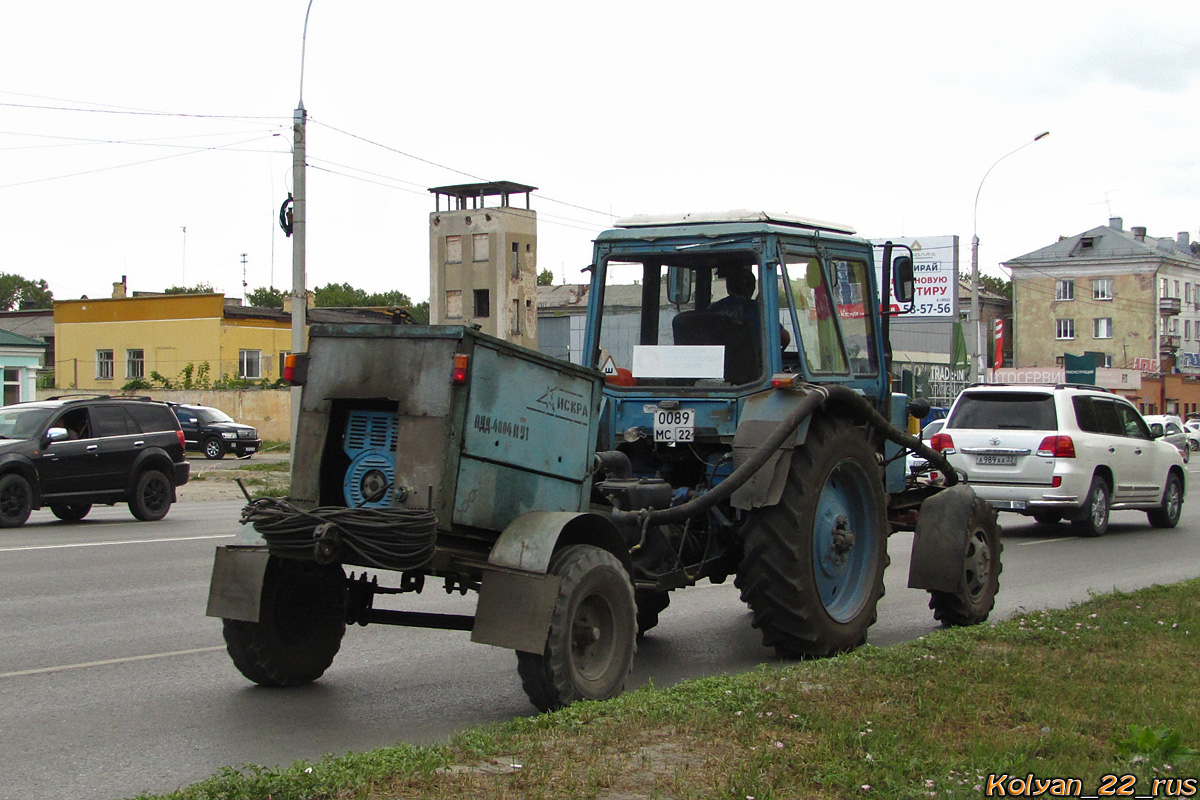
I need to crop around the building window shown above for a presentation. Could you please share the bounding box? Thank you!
[1188,284,1193,305]
[473,289,490,318]
[1162,277,1169,297]
[472,233,489,262]
[445,235,462,264]
[3,368,20,405]
[1099,353,1113,368]
[239,349,262,380]
[1174,280,1180,297]
[1055,279,1074,301]
[1055,319,1075,340]
[1093,278,1113,301]
[96,350,114,380]
[1093,318,1113,339]
[126,349,145,380]
[1187,320,1193,341]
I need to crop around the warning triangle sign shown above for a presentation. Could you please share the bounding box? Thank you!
[602,356,618,376]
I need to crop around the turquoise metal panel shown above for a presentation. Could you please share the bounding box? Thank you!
[461,342,599,483]
[454,457,588,529]
[885,392,910,494]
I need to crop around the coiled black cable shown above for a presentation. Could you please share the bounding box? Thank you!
[240,497,438,571]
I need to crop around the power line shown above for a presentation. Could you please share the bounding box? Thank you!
[0,99,284,122]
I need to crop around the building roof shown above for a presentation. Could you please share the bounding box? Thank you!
[223,305,409,325]
[0,309,54,340]
[0,328,48,348]
[1005,219,1200,269]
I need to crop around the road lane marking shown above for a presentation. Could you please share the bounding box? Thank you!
[1018,536,1078,545]
[0,533,235,552]
[0,646,226,679]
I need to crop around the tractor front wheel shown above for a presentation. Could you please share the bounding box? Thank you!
[926,491,1003,627]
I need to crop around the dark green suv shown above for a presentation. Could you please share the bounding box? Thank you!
[0,396,190,527]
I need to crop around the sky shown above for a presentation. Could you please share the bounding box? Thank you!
[2,2,1198,308]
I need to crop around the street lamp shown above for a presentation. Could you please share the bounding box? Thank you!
[971,131,1049,380]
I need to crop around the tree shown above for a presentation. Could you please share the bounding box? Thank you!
[312,282,418,309]
[537,269,554,286]
[246,286,286,308]
[979,275,1012,301]
[163,282,215,295]
[0,274,53,310]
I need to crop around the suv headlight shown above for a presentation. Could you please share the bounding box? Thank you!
[221,431,237,439]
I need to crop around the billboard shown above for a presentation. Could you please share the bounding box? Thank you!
[871,235,959,319]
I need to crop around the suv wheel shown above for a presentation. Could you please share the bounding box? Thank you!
[203,437,226,460]
[1071,476,1110,537]
[51,503,92,523]
[0,473,32,528]
[1148,472,1184,529]
[129,470,173,521]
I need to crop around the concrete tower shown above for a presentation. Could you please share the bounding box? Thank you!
[429,181,538,349]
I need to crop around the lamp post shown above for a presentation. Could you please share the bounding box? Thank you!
[971,131,1049,381]
[290,0,315,440]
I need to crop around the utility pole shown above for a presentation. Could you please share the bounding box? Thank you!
[290,0,314,440]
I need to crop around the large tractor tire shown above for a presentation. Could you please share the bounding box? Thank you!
[925,491,1003,627]
[222,557,347,687]
[735,415,889,658]
[516,545,637,712]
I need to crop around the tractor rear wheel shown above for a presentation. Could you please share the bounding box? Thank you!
[735,415,889,658]
[516,545,636,712]
[222,557,347,687]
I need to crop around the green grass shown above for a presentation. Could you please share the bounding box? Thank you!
[130,580,1200,800]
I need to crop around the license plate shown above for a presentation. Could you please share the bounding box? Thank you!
[244,446,256,453]
[976,454,1016,466]
[653,408,695,443]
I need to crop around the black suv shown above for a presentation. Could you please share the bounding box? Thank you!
[0,396,190,527]
[169,404,261,459]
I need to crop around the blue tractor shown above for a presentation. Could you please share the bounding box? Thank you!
[207,210,1000,712]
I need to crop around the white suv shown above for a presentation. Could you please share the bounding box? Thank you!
[934,384,1185,536]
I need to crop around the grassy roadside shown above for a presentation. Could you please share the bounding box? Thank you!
[134,580,1200,800]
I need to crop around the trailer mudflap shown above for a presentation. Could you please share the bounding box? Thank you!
[907,484,976,593]
[471,567,561,654]
[205,545,270,622]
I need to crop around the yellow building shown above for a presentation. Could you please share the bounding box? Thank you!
[54,294,294,390]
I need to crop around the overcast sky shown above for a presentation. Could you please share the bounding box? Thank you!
[2,2,1198,307]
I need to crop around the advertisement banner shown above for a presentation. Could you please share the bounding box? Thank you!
[870,235,959,319]
[993,318,1004,368]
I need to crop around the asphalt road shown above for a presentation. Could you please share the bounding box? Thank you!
[3,478,1200,800]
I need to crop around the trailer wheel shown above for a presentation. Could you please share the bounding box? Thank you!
[222,557,346,687]
[516,545,636,712]
[635,589,670,637]
[735,415,889,658]
[927,495,1003,627]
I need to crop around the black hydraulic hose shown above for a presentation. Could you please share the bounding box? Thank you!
[821,384,958,487]
[607,383,957,527]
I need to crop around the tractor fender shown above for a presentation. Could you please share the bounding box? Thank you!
[907,484,983,592]
[730,390,813,510]
[472,511,629,654]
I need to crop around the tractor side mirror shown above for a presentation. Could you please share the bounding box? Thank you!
[666,267,693,305]
[892,256,914,304]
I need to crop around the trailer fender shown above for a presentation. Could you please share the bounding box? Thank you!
[472,511,629,654]
[907,484,982,592]
[730,391,813,510]
[205,545,270,622]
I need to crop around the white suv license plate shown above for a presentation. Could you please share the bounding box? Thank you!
[653,408,695,443]
[976,454,1016,466]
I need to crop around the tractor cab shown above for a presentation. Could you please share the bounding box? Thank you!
[583,211,900,453]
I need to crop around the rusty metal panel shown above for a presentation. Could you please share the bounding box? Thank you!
[205,546,269,621]
[471,568,560,654]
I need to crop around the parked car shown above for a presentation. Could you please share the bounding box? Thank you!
[933,384,1185,536]
[1141,415,1192,463]
[169,403,262,459]
[0,395,189,527]
[906,418,946,478]
[1185,419,1200,450]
